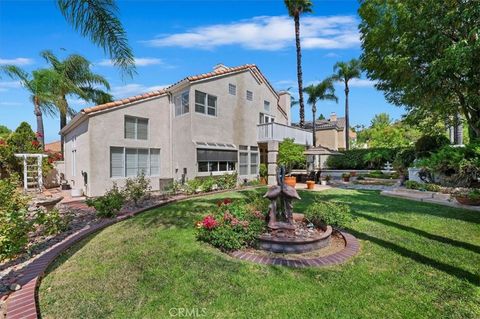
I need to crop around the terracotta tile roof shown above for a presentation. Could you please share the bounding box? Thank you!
[81,64,275,115]
[44,140,61,153]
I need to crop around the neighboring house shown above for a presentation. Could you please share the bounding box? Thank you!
[61,64,312,196]
[299,112,356,150]
[44,141,61,153]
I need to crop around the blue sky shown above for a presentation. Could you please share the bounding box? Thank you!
[0,0,405,143]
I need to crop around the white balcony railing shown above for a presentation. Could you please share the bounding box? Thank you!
[257,122,313,145]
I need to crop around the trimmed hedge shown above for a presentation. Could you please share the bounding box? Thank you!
[326,148,402,170]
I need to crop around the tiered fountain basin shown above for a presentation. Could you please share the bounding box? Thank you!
[258,225,332,253]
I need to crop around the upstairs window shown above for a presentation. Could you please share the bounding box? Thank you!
[174,91,189,117]
[228,84,236,95]
[195,90,217,116]
[125,116,148,140]
[246,90,253,101]
[264,100,270,112]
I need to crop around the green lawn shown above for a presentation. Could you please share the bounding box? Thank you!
[39,188,480,319]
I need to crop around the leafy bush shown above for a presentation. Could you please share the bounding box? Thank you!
[259,163,268,179]
[404,180,441,192]
[304,201,354,229]
[326,148,401,169]
[124,172,151,206]
[416,144,480,187]
[393,148,416,176]
[36,208,70,236]
[278,138,306,173]
[415,134,450,158]
[86,183,125,218]
[196,199,266,251]
[0,175,32,260]
[184,178,203,195]
[452,189,480,201]
[216,173,238,190]
[365,170,398,179]
[201,176,216,192]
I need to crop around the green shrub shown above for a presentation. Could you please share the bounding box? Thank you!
[393,148,416,175]
[36,208,70,236]
[124,172,151,206]
[201,176,216,192]
[278,138,306,173]
[216,173,238,190]
[404,180,440,192]
[184,178,202,195]
[0,175,32,260]
[326,148,401,169]
[86,183,125,218]
[415,134,450,158]
[304,201,354,229]
[259,163,268,179]
[196,199,266,251]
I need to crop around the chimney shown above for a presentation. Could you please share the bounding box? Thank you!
[330,112,337,122]
[213,63,228,72]
[278,91,291,126]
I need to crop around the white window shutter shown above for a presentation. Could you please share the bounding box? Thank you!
[110,147,124,177]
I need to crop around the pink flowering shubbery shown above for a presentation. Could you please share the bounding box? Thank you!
[196,196,268,251]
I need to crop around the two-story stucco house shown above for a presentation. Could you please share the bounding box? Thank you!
[61,64,312,196]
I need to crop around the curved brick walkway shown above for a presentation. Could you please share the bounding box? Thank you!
[230,231,360,267]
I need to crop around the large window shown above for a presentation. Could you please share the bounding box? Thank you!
[239,145,249,175]
[174,91,189,116]
[125,116,148,140]
[110,147,160,178]
[239,145,258,175]
[197,148,237,173]
[195,90,217,116]
[250,146,259,174]
[264,100,270,112]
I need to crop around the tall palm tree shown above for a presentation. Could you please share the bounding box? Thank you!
[331,58,362,150]
[303,79,338,146]
[284,0,313,128]
[1,66,59,149]
[41,50,113,154]
[56,0,135,77]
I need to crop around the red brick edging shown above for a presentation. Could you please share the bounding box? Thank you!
[230,231,360,268]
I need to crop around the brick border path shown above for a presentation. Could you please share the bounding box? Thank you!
[230,231,360,267]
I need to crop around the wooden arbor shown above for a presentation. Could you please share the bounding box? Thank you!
[14,153,48,192]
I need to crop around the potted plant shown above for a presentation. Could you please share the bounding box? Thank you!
[342,173,351,182]
[350,171,357,177]
[452,188,480,206]
[259,163,268,185]
[277,138,306,188]
[306,180,315,189]
[320,175,331,186]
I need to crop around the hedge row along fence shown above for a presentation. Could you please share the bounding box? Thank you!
[326,147,403,170]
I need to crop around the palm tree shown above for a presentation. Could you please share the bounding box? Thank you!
[284,0,313,128]
[41,50,113,154]
[331,58,362,150]
[303,79,338,146]
[56,0,135,77]
[1,66,59,149]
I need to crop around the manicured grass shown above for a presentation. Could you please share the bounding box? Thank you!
[39,188,480,319]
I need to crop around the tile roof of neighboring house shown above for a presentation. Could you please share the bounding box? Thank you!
[293,117,346,131]
[81,64,276,115]
[44,140,61,153]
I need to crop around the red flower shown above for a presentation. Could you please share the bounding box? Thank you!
[31,140,40,147]
[202,215,218,230]
[0,139,5,146]
[223,212,233,222]
[223,198,232,205]
[35,132,43,138]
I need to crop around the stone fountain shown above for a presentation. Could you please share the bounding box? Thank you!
[258,166,332,253]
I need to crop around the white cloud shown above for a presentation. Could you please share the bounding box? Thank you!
[110,83,169,99]
[324,52,341,58]
[0,81,21,92]
[143,15,360,51]
[0,101,22,106]
[346,78,376,88]
[0,58,34,66]
[98,57,165,67]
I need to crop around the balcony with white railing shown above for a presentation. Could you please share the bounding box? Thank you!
[257,122,313,145]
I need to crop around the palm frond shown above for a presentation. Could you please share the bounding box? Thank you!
[1,65,33,91]
[56,0,136,78]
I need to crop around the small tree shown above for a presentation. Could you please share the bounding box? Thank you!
[277,138,305,174]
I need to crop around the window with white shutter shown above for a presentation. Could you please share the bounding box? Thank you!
[110,147,124,177]
[125,148,138,177]
[150,149,160,175]
[138,149,149,175]
[125,116,148,140]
